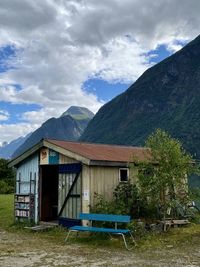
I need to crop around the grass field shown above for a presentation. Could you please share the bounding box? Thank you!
[1,194,200,248]
[0,194,14,229]
[1,194,200,266]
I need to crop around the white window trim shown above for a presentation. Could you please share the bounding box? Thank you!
[119,168,129,182]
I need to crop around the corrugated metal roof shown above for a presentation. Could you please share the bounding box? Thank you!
[46,139,150,163]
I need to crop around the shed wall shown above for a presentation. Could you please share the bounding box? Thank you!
[82,165,90,214]
[40,147,79,165]
[14,145,139,224]
[89,165,138,207]
[59,154,78,164]
[16,153,39,223]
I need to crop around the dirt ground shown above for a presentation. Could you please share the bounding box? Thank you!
[1,229,200,267]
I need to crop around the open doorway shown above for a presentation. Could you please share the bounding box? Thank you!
[40,165,59,222]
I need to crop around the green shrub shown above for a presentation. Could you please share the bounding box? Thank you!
[113,181,139,216]
[0,158,15,194]
[92,181,141,219]
[190,213,200,224]
[91,193,116,215]
[127,220,146,238]
[0,180,14,194]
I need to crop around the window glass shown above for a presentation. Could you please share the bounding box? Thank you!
[119,169,128,182]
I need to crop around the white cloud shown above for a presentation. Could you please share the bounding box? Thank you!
[67,0,200,49]
[0,0,200,142]
[166,40,186,53]
[0,110,9,121]
[96,37,151,83]
[0,123,37,143]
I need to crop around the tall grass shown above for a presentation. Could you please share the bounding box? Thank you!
[0,194,14,229]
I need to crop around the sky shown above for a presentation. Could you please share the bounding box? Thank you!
[0,0,200,145]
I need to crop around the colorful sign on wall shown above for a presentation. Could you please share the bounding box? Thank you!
[49,149,59,164]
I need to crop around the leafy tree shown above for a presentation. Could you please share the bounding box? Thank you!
[92,181,140,217]
[0,158,15,194]
[113,181,139,216]
[136,129,199,220]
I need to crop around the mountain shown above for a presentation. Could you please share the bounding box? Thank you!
[80,35,200,158]
[61,106,94,120]
[0,133,31,159]
[12,106,94,158]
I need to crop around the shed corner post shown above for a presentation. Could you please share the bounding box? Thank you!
[81,165,91,226]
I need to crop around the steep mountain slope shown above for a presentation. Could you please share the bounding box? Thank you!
[12,106,94,158]
[0,133,31,159]
[61,106,94,120]
[81,35,200,158]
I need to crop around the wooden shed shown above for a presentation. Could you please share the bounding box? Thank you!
[9,139,149,227]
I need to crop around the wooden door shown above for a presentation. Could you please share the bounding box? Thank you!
[58,163,82,221]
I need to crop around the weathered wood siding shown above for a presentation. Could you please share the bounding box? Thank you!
[40,148,59,165]
[59,154,78,164]
[58,172,81,219]
[40,148,49,164]
[82,165,90,214]
[57,151,80,219]
[40,148,79,165]
[89,165,138,207]
[16,153,39,223]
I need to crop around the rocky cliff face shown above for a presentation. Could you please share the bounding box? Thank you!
[81,35,200,158]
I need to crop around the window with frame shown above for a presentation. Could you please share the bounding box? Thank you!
[119,168,129,182]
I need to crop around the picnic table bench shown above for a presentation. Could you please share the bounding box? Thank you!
[161,219,190,232]
[65,213,135,250]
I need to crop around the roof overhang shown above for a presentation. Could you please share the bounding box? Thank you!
[89,160,129,167]
[8,139,137,168]
[43,140,133,167]
[8,139,91,167]
[43,140,90,165]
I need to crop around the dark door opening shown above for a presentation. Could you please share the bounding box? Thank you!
[40,165,59,221]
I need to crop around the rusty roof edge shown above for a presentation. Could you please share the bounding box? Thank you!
[45,138,147,150]
[8,138,150,168]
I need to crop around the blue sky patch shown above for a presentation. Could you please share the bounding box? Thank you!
[84,44,175,102]
[0,101,41,124]
[147,45,171,64]
[0,45,17,73]
[83,78,131,102]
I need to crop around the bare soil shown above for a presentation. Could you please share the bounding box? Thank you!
[1,229,200,267]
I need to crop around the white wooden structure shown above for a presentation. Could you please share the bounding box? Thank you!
[9,139,149,226]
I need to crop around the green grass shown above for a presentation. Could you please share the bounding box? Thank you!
[0,194,14,229]
[1,194,200,251]
[137,224,200,250]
